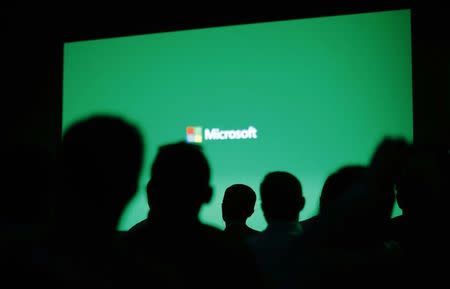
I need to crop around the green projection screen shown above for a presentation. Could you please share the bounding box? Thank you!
[63,9,413,231]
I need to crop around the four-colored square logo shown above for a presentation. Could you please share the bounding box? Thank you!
[186,126,202,143]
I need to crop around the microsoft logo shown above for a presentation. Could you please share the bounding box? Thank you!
[186,126,203,143]
[186,126,258,143]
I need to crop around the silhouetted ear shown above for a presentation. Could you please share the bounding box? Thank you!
[202,185,213,204]
[261,201,268,214]
[221,202,228,222]
[299,196,306,211]
[146,180,153,206]
[246,208,255,219]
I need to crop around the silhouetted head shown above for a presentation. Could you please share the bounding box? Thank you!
[320,165,367,214]
[61,115,143,231]
[146,142,212,222]
[222,184,257,225]
[260,171,305,223]
[320,161,397,244]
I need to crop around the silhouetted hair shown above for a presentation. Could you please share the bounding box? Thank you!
[150,142,210,184]
[146,142,212,217]
[63,116,143,193]
[260,171,304,222]
[222,184,257,222]
[320,165,367,213]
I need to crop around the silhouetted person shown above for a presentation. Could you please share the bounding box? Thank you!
[125,142,263,289]
[283,138,409,289]
[222,184,260,237]
[387,145,448,286]
[287,165,375,289]
[53,115,143,288]
[389,146,443,244]
[300,165,367,233]
[247,171,305,289]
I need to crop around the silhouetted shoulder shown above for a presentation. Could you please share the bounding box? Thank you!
[224,224,260,238]
[299,216,320,234]
[127,219,149,234]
